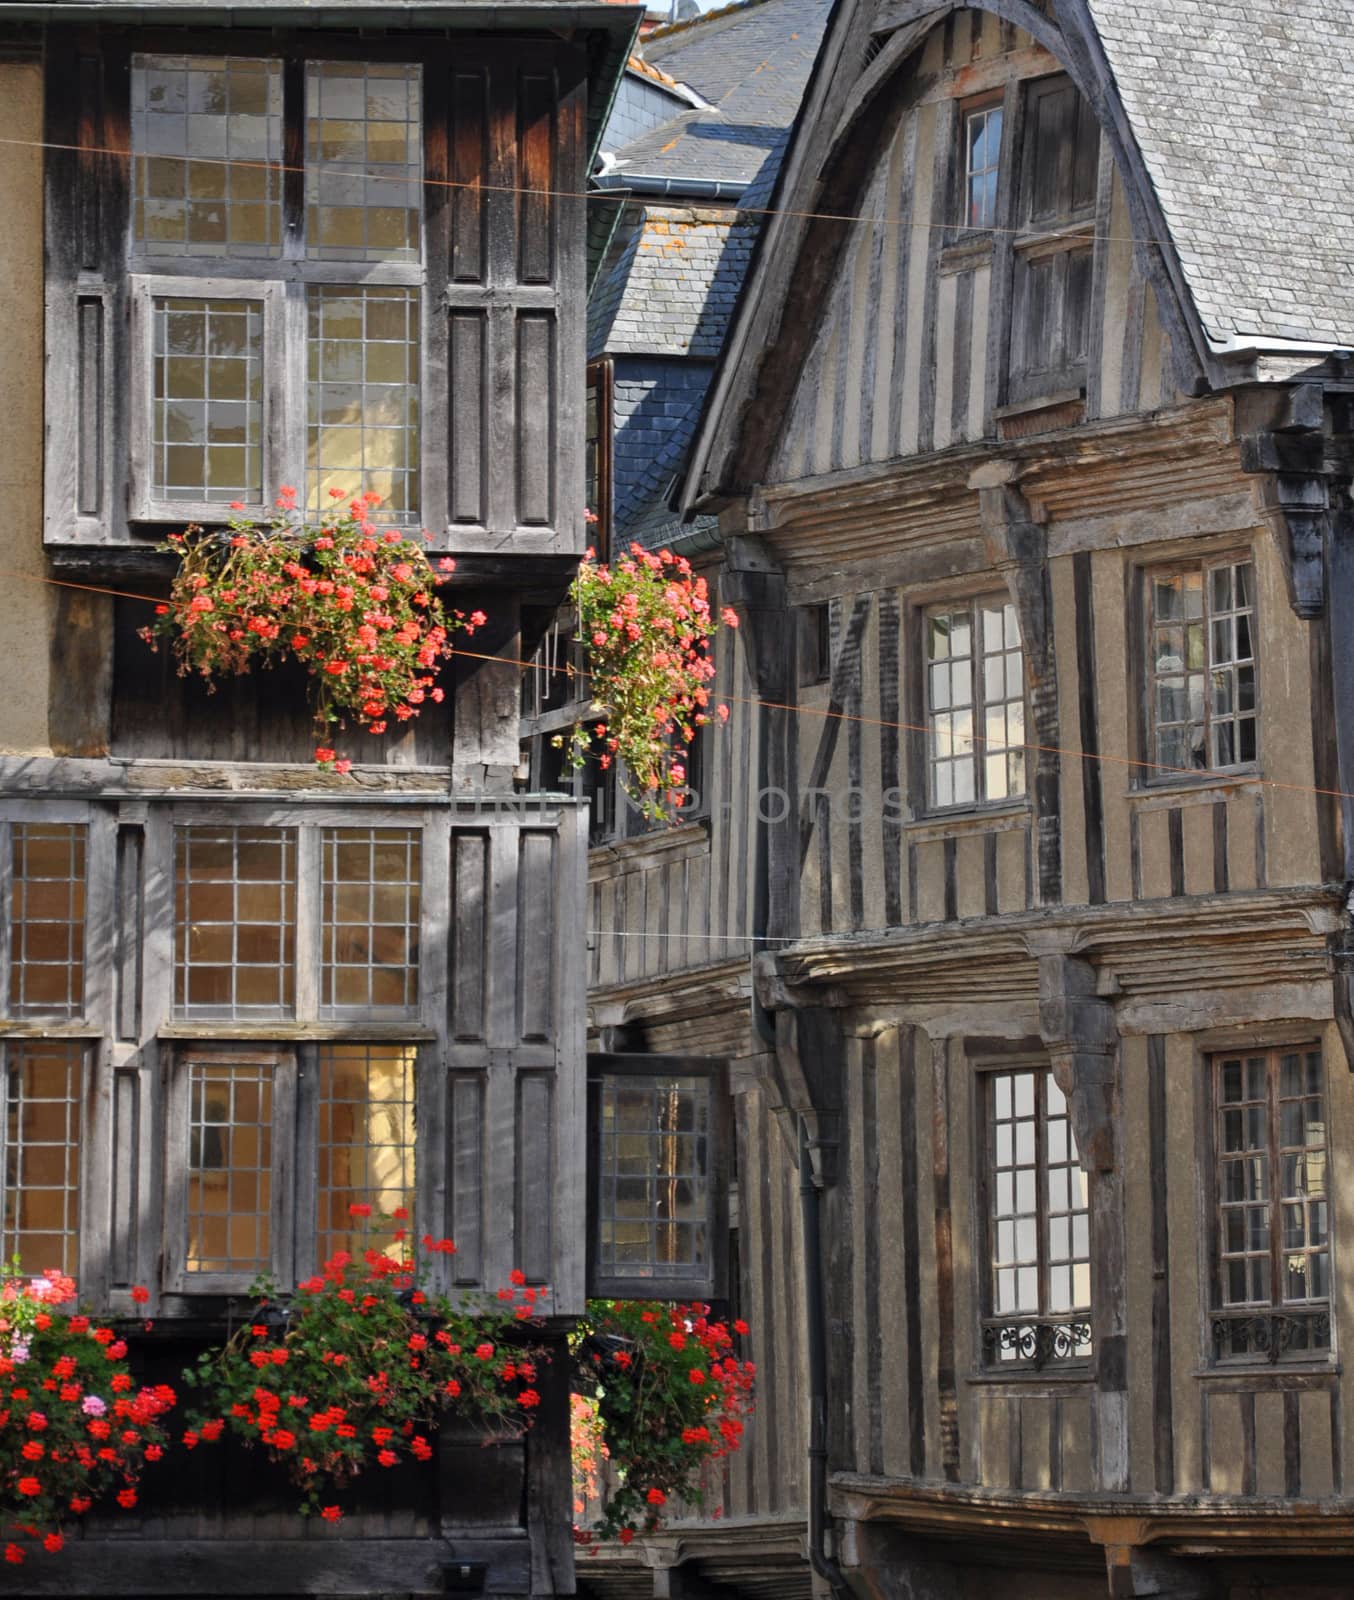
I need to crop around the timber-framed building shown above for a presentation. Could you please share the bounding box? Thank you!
[579,0,1354,1596]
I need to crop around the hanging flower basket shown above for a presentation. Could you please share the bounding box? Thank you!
[560,543,738,821]
[180,1211,548,1521]
[570,1301,754,1545]
[140,488,483,773]
[0,1271,175,1565]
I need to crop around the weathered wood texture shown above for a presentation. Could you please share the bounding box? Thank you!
[768,31,1176,488]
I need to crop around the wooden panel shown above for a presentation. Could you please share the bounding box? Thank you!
[448,311,486,524]
[1137,806,1173,899]
[1226,787,1259,891]
[955,832,986,920]
[1207,1391,1244,1494]
[450,831,489,1041]
[1166,1033,1203,1491]
[114,822,144,1042]
[449,66,488,282]
[516,312,555,526]
[1255,1390,1286,1496]
[898,102,937,455]
[76,295,105,516]
[1182,801,1215,896]
[515,1071,553,1284]
[1059,1395,1093,1491]
[976,1392,1011,1488]
[1300,1388,1335,1499]
[516,830,556,1043]
[516,69,555,285]
[915,838,947,922]
[1021,1396,1052,1491]
[110,1067,139,1288]
[448,1071,486,1285]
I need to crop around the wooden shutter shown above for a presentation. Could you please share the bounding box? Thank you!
[444,803,588,1313]
[1008,75,1100,404]
[43,29,132,547]
[439,43,588,557]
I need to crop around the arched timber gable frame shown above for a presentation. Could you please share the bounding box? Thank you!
[682,0,1215,509]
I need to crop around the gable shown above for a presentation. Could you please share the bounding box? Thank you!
[768,11,1180,484]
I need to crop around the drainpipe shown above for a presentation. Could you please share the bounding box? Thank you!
[748,644,850,1597]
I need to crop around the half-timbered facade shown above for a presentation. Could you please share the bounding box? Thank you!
[0,3,636,1594]
[581,0,1354,1595]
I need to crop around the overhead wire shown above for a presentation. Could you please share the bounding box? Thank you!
[4,561,1352,809]
[1,132,1349,261]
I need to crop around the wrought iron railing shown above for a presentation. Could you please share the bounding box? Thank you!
[1211,1305,1331,1364]
[980,1316,1093,1371]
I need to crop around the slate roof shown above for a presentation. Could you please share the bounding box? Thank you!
[589,205,754,358]
[589,0,830,544]
[1090,0,1354,348]
[604,0,832,189]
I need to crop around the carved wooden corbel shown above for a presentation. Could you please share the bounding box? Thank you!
[1035,949,1119,1172]
[1237,382,1330,619]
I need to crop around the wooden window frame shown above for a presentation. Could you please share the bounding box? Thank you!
[1142,552,1260,786]
[163,1043,298,1295]
[921,593,1028,815]
[953,92,1005,244]
[976,1061,1093,1372]
[1208,1044,1333,1366]
[586,1053,730,1303]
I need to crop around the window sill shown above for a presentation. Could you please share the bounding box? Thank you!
[905,800,1030,843]
[1195,1364,1339,1386]
[1128,770,1260,807]
[159,1021,437,1042]
[965,1368,1095,1389]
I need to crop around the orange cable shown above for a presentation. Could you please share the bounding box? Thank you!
[0,133,1331,259]
[5,561,1351,807]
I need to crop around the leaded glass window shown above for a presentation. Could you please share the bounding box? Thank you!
[173,826,297,1019]
[184,1054,276,1275]
[319,828,421,1016]
[130,53,424,522]
[983,1068,1092,1368]
[1213,1047,1331,1361]
[315,1043,416,1263]
[1149,558,1257,776]
[133,55,285,258]
[1,1043,82,1276]
[926,598,1025,809]
[8,823,86,1019]
[595,1071,714,1291]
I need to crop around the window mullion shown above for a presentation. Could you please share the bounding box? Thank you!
[281,54,306,261]
[1268,1049,1283,1313]
[0,820,11,1019]
[294,823,321,1023]
[972,601,987,805]
[1036,1072,1049,1320]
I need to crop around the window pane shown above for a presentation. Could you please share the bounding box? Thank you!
[2,1043,81,1275]
[965,106,1002,231]
[9,824,86,1019]
[320,827,421,1015]
[185,1058,273,1274]
[133,55,284,257]
[316,1043,416,1264]
[305,62,422,263]
[307,286,420,520]
[597,1076,710,1278]
[153,297,264,503]
[174,826,296,1019]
